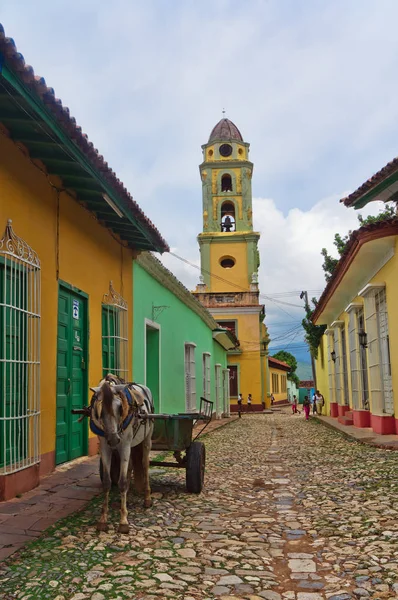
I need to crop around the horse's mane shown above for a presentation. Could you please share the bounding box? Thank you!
[101,381,115,415]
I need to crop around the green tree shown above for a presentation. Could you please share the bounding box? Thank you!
[320,203,396,282]
[301,296,326,359]
[272,350,300,386]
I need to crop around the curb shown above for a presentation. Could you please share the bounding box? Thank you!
[311,416,398,451]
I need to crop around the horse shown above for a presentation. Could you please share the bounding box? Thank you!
[89,373,154,533]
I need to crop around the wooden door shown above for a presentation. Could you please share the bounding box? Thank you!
[56,286,87,465]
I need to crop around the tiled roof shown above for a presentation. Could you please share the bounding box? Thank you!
[208,118,243,142]
[341,156,398,207]
[312,217,398,323]
[0,23,169,252]
[268,356,291,371]
[299,380,314,388]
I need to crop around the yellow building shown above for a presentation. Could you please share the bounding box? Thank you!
[194,119,269,411]
[268,357,290,404]
[0,31,168,500]
[313,161,398,434]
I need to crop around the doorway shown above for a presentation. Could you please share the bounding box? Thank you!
[145,321,160,413]
[56,284,88,465]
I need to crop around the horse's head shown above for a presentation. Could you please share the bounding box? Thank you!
[90,375,128,448]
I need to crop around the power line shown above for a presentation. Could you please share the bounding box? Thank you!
[168,251,304,319]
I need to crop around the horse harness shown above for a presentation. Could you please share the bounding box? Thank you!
[89,383,153,439]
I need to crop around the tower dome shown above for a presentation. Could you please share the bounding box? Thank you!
[208,118,243,142]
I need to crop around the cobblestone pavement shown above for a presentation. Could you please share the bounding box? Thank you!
[1,412,398,600]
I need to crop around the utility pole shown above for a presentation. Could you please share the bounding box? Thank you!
[300,290,317,390]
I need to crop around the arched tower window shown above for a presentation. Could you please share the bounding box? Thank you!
[221,201,236,232]
[221,174,233,192]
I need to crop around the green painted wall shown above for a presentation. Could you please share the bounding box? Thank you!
[133,261,228,414]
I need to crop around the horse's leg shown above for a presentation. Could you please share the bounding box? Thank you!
[131,442,144,493]
[98,440,112,531]
[142,430,152,509]
[118,437,132,534]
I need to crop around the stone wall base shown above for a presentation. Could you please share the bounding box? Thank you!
[352,410,371,428]
[371,414,396,435]
[330,402,339,418]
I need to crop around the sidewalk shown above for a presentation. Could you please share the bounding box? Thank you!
[0,415,237,562]
[313,413,398,450]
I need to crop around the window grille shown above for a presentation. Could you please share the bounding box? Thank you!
[102,281,128,381]
[202,353,211,400]
[341,328,350,406]
[184,344,196,412]
[376,289,393,414]
[272,373,280,394]
[0,220,40,475]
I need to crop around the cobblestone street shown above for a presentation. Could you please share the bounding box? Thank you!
[1,412,398,600]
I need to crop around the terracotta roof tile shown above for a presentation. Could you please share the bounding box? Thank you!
[268,356,291,370]
[0,23,169,252]
[341,157,398,207]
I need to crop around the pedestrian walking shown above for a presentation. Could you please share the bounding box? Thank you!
[247,393,252,412]
[311,393,317,414]
[237,393,243,418]
[303,395,311,421]
[292,395,298,414]
[314,390,325,416]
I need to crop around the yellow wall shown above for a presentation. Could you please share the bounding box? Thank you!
[269,367,288,402]
[315,334,330,414]
[0,134,133,458]
[216,310,265,406]
[209,240,249,292]
[315,241,398,418]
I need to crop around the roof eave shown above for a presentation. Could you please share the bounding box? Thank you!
[0,36,169,253]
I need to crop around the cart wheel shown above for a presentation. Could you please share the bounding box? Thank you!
[99,451,120,486]
[186,441,206,493]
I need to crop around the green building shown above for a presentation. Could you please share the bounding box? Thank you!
[133,253,236,416]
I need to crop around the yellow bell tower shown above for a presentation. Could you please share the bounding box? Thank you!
[194,118,269,412]
[198,118,260,292]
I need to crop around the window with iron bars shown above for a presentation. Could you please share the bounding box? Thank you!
[102,281,128,381]
[0,220,40,475]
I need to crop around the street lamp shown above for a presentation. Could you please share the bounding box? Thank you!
[331,350,336,363]
[358,329,368,348]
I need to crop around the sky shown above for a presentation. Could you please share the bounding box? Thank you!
[2,0,397,363]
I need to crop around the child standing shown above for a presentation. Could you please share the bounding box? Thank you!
[237,393,243,418]
[292,395,298,414]
[247,394,252,412]
[303,395,311,421]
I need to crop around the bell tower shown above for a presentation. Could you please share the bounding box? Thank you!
[198,118,260,293]
[194,118,269,413]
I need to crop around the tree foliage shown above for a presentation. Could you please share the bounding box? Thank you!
[301,296,326,359]
[272,350,300,386]
[320,203,396,282]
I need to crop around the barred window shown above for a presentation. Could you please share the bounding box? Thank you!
[0,220,40,474]
[202,352,211,399]
[102,281,128,380]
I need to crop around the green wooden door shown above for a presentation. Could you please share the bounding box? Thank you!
[0,264,27,469]
[56,286,87,465]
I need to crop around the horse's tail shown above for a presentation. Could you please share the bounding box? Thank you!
[101,381,114,413]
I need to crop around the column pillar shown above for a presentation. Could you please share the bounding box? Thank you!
[331,320,349,417]
[325,329,338,417]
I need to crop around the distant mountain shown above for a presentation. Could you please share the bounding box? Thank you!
[296,361,313,381]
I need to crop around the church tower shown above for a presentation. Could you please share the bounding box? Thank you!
[194,118,269,411]
[198,118,260,292]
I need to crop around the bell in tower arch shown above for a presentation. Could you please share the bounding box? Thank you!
[221,201,236,232]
